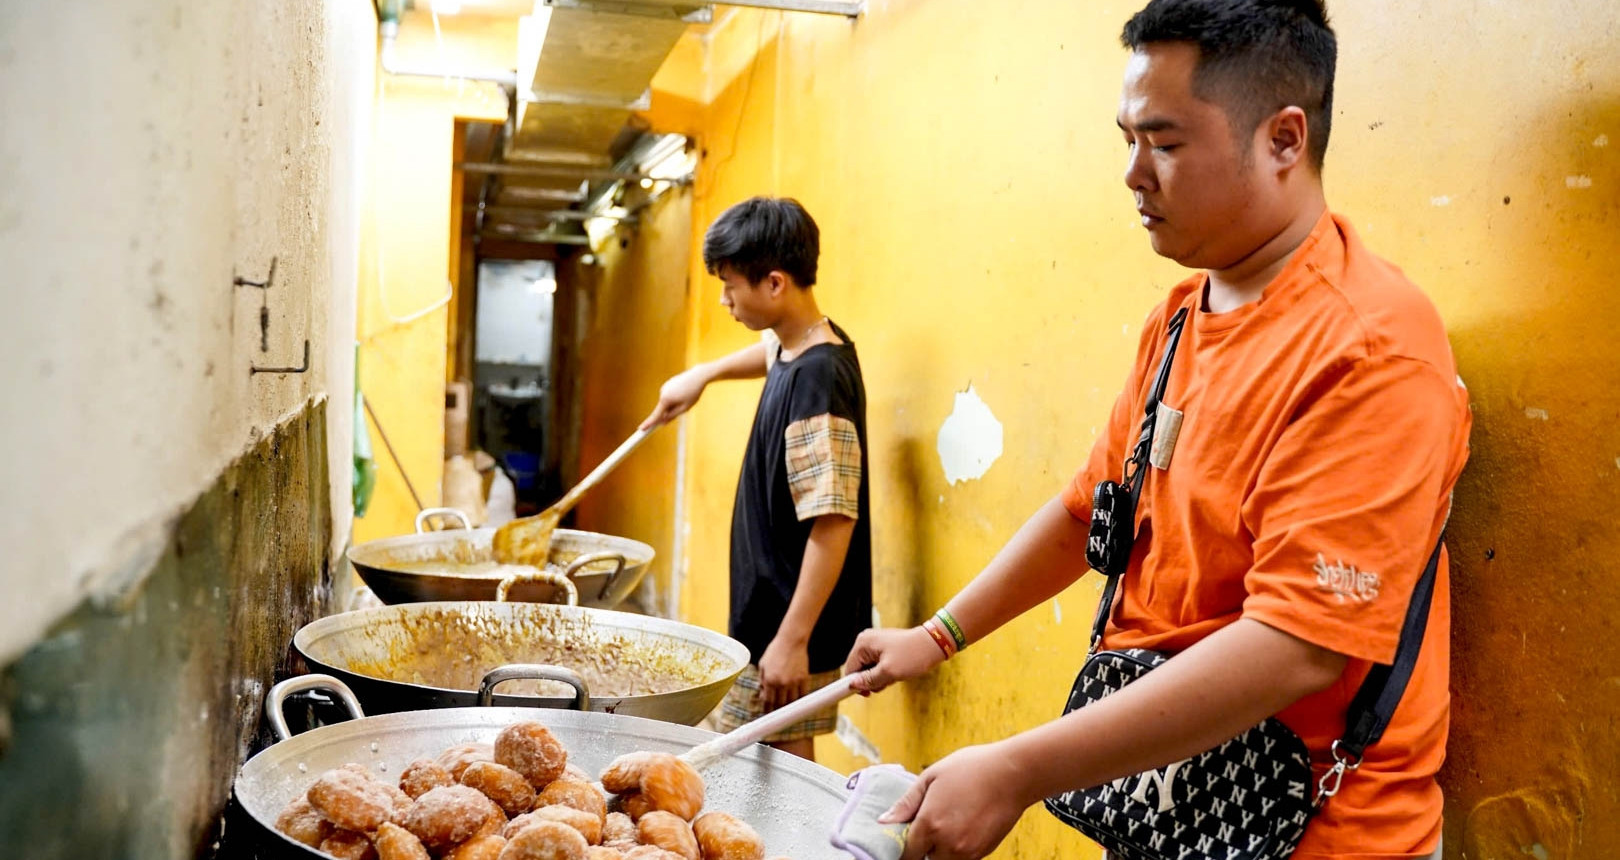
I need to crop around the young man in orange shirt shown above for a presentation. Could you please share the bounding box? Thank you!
[845,2,1469,858]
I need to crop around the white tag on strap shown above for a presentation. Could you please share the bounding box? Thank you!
[1149,402,1183,470]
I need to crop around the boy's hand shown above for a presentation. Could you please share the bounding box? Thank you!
[640,367,711,430]
[758,635,811,711]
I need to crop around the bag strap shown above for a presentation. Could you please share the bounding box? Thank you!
[1317,533,1445,803]
[1079,297,1448,804]
[1088,305,1190,650]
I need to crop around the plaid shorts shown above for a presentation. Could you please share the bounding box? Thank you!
[714,664,843,742]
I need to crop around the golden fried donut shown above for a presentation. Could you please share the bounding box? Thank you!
[692,813,764,860]
[564,763,591,782]
[600,754,703,821]
[504,806,598,843]
[528,805,604,845]
[274,796,335,848]
[586,848,624,860]
[613,791,653,822]
[636,811,699,860]
[320,829,379,860]
[374,821,431,860]
[400,758,456,799]
[602,812,636,847]
[399,784,507,851]
[463,760,539,817]
[495,721,569,789]
[619,847,687,860]
[308,767,397,833]
[384,783,416,823]
[598,753,653,795]
[446,834,509,860]
[438,743,498,781]
[498,819,589,860]
[538,777,607,821]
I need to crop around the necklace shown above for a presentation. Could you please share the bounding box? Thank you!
[794,316,829,352]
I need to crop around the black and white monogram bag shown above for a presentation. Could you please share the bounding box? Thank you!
[1046,302,1444,860]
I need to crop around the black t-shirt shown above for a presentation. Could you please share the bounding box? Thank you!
[729,322,872,674]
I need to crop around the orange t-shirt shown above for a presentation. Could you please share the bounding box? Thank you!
[1060,211,1471,858]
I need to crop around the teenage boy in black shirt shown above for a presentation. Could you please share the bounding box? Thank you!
[641,197,871,762]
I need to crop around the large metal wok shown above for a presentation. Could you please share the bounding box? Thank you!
[349,508,655,608]
[293,601,750,725]
[231,675,851,859]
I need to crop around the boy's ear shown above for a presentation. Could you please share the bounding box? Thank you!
[767,270,788,297]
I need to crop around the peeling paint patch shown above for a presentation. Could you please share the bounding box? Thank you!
[1565,175,1593,189]
[1524,407,1550,421]
[1430,195,1452,207]
[1595,134,1610,148]
[835,715,882,764]
[937,385,1003,485]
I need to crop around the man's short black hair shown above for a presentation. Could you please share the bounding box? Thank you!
[1122,0,1336,171]
[703,196,820,287]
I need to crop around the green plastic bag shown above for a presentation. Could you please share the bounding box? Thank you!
[353,345,378,517]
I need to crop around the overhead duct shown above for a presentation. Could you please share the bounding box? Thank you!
[384,0,864,244]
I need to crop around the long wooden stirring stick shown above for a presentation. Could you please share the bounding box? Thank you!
[491,426,655,566]
[681,675,860,771]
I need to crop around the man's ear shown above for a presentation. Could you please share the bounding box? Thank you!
[1266,105,1309,173]
[766,270,789,298]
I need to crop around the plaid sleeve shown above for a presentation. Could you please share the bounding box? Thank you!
[784,413,862,521]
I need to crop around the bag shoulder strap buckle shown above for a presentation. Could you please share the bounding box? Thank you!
[1314,740,1364,808]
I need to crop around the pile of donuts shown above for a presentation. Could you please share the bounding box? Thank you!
[274,719,783,860]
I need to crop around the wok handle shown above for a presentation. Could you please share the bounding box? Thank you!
[415,507,472,533]
[478,664,591,711]
[496,568,581,606]
[561,552,628,601]
[266,674,366,742]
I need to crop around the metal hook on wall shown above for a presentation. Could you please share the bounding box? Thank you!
[250,340,311,375]
[233,256,312,375]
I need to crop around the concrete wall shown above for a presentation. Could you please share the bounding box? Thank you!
[572,1,1620,857]
[0,407,334,859]
[0,0,367,664]
[0,0,371,855]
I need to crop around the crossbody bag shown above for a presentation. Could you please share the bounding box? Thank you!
[1044,303,1444,860]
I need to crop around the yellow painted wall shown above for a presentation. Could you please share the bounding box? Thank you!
[564,190,695,613]
[355,10,513,543]
[574,1,1620,857]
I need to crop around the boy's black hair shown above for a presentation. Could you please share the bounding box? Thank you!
[1122,0,1337,170]
[703,197,820,287]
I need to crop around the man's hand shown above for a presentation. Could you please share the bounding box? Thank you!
[757,634,811,711]
[843,626,947,695]
[880,743,1035,860]
[640,367,711,430]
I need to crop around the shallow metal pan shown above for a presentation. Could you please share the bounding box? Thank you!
[230,675,850,859]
